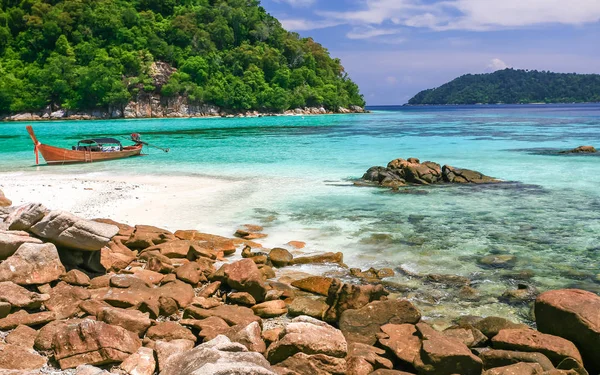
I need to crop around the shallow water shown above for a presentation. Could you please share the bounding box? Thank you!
[2,104,600,322]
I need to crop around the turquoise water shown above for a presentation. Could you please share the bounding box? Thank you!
[2,104,600,321]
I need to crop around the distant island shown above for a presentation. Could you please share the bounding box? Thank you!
[0,0,365,120]
[407,69,600,105]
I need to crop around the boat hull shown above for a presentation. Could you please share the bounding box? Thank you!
[38,143,143,164]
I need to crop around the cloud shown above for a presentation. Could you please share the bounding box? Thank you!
[285,0,600,35]
[487,58,510,72]
[280,18,342,31]
[273,0,316,8]
[346,26,403,39]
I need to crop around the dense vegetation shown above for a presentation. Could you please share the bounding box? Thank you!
[0,0,364,115]
[408,69,600,105]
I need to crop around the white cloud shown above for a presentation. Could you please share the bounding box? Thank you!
[385,76,398,85]
[346,26,403,39]
[487,58,510,72]
[285,0,600,35]
[280,18,342,31]
[273,0,316,8]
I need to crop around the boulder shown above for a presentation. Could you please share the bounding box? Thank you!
[6,324,38,349]
[61,269,91,286]
[0,231,43,260]
[252,300,288,318]
[173,230,236,255]
[30,210,119,251]
[269,248,293,267]
[161,335,276,375]
[52,319,142,369]
[183,304,261,327]
[324,279,389,323]
[473,317,530,339]
[180,316,230,342]
[346,342,393,375]
[97,307,152,337]
[0,189,11,207]
[291,276,333,296]
[120,347,156,375]
[0,309,56,330]
[0,343,47,370]
[146,321,196,342]
[35,319,87,351]
[479,349,555,371]
[482,362,545,375]
[155,339,195,372]
[144,240,194,258]
[492,329,583,366]
[535,289,600,373]
[44,281,91,319]
[212,258,268,302]
[339,299,421,345]
[413,322,483,375]
[266,316,347,365]
[0,242,65,285]
[228,292,257,306]
[290,251,344,266]
[175,262,205,285]
[6,203,47,231]
[442,165,499,184]
[560,146,597,154]
[278,353,347,375]
[125,225,177,249]
[224,321,266,353]
[288,297,328,319]
[0,281,49,309]
[443,327,487,348]
[378,324,421,366]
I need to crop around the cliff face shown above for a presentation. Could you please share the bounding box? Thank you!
[2,62,364,121]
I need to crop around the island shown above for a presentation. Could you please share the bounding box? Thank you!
[0,0,365,120]
[407,69,600,105]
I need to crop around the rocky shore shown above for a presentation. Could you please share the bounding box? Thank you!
[1,191,599,375]
[358,157,501,189]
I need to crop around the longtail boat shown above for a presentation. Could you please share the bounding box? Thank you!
[26,126,144,165]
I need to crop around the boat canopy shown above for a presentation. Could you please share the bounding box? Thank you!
[78,138,122,145]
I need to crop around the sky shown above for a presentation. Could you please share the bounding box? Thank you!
[260,0,600,105]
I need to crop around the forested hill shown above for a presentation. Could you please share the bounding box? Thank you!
[408,69,600,105]
[0,0,365,117]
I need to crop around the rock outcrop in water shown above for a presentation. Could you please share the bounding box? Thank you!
[559,145,597,154]
[360,157,501,188]
[0,193,598,375]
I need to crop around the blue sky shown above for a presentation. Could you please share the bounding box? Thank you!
[260,0,600,105]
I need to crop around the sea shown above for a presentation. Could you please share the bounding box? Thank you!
[2,104,600,323]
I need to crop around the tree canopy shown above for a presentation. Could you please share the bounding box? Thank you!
[408,69,600,105]
[0,0,365,115]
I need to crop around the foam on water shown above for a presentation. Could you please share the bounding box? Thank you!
[2,104,600,322]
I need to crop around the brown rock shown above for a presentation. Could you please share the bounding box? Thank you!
[130,268,164,285]
[6,324,38,349]
[378,324,420,366]
[444,327,488,348]
[0,189,11,207]
[287,241,306,249]
[224,321,266,353]
[346,342,393,375]
[0,301,9,318]
[45,282,90,319]
[291,276,333,296]
[0,343,46,370]
[263,328,283,346]
[290,252,344,266]
[35,319,84,351]
[535,289,600,373]
[492,329,583,366]
[474,316,530,339]
[413,322,483,375]
[155,339,195,372]
[266,316,347,365]
[120,347,156,375]
[0,310,56,330]
[61,269,91,286]
[560,146,597,154]
[0,281,49,309]
[0,230,43,260]
[325,279,390,323]
[145,240,193,258]
[52,319,142,369]
[482,362,544,375]
[180,316,230,342]
[90,274,112,289]
[146,321,196,343]
[0,242,65,285]
[110,274,150,289]
[212,258,268,302]
[288,297,328,319]
[259,264,276,280]
[252,300,288,318]
[146,255,175,274]
[369,370,417,375]
[93,218,134,237]
[157,279,195,308]
[229,291,257,306]
[278,352,346,375]
[79,299,112,317]
[479,349,555,371]
[269,248,294,267]
[6,203,47,231]
[125,225,177,249]
[101,245,136,272]
[175,261,205,285]
[191,296,222,309]
[198,281,221,298]
[158,296,179,316]
[183,304,261,327]
[174,230,236,255]
[339,299,421,345]
[97,307,152,337]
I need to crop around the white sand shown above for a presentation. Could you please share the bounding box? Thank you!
[0,171,252,237]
